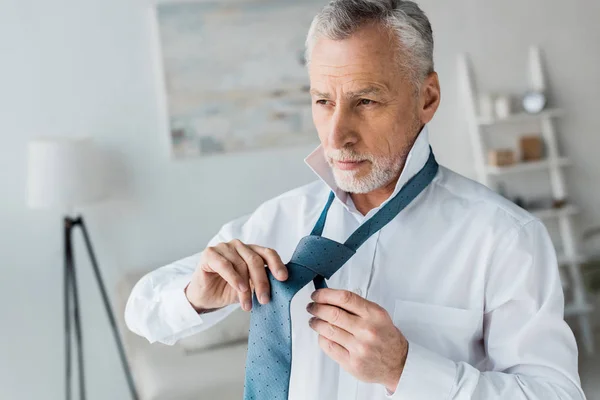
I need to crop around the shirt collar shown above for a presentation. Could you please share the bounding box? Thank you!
[304,125,432,214]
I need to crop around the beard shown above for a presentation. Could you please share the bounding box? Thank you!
[326,123,422,194]
[326,149,405,194]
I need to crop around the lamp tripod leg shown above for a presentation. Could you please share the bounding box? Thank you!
[78,218,139,400]
[64,218,72,400]
[65,217,87,400]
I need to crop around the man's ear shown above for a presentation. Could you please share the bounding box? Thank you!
[419,72,441,125]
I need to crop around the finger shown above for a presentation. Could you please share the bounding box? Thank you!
[311,288,369,317]
[306,302,360,334]
[234,242,272,305]
[249,245,288,281]
[202,247,248,293]
[309,317,354,349]
[217,243,253,312]
[317,334,350,366]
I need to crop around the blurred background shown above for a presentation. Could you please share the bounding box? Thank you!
[1,0,599,399]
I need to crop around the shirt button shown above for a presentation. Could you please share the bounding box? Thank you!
[352,288,363,297]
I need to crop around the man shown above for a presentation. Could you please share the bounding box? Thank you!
[125,0,586,399]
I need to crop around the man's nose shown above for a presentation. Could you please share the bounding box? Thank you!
[327,106,358,149]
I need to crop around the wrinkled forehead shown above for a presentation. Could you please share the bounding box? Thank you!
[308,30,403,87]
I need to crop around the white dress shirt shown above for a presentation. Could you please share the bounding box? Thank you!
[125,126,585,399]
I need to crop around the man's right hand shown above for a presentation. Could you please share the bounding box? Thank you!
[185,240,289,313]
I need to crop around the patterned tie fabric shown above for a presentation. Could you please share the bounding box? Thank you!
[243,151,439,400]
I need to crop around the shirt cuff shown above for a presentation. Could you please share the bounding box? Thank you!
[385,341,457,399]
[155,274,204,336]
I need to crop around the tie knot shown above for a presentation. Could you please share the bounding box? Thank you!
[289,236,356,279]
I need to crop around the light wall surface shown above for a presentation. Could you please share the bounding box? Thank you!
[0,0,598,398]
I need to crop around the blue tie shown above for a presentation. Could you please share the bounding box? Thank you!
[243,151,439,400]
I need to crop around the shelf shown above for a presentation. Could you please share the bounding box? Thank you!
[477,108,565,126]
[530,205,579,220]
[564,302,594,317]
[460,51,595,342]
[557,253,588,265]
[485,157,571,175]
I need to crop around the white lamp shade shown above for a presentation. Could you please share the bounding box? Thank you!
[27,137,108,209]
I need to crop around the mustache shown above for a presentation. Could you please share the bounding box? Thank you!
[325,149,373,163]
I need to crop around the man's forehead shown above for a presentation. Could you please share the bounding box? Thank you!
[308,62,393,91]
[309,41,397,84]
[310,25,397,64]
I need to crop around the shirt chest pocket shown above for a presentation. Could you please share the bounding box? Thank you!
[392,299,482,362]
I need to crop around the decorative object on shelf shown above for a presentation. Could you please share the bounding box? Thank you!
[553,198,568,209]
[27,138,139,400]
[458,45,595,354]
[488,149,516,166]
[519,135,545,161]
[479,93,495,121]
[494,94,512,119]
[522,91,547,114]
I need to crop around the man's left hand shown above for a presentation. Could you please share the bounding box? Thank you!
[307,288,408,393]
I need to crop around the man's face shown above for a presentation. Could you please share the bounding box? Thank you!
[309,24,434,194]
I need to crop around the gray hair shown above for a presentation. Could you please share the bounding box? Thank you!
[305,0,434,87]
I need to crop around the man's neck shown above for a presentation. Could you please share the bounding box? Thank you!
[349,173,401,215]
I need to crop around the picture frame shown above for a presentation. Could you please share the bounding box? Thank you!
[149,0,324,159]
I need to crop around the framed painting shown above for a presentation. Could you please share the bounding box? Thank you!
[153,0,325,158]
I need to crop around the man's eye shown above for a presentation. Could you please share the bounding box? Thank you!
[359,99,375,106]
[316,100,329,105]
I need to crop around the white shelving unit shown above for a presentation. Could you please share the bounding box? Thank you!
[458,47,595,354]
[485,156,571,176]
[531,204,579,220]
[477,108,566,126]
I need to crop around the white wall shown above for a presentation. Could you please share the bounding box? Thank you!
[0,0,598,399]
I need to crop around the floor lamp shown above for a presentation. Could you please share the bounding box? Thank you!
[27,137,139,400]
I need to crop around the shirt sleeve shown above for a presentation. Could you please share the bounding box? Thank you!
[385,219,586,399]
[124,213,256,345]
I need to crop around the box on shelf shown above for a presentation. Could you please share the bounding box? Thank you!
[488,149,516,166]
[519,135,544,161]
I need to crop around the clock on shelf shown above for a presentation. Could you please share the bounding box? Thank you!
[522,91,547,114]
